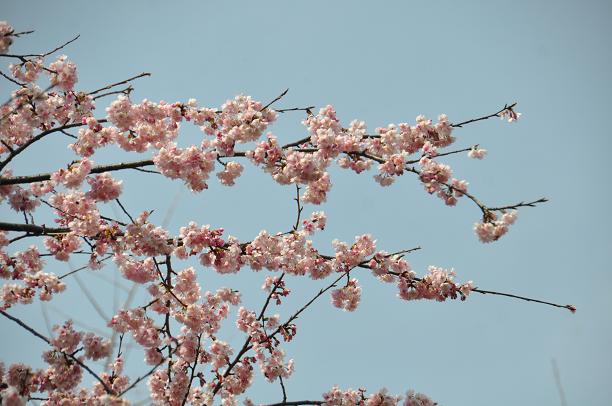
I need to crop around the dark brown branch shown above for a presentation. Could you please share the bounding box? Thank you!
[263,401,323,406]
[0,158,153,185]
[275,106,315,114]
[451,103,517,128]
[258,273,286,321]
[92,86,133,101]
[282,136,311,149]
[472,288,576,312]
[292,184,303,231]
[118,347,178,397]
[0,222,68,234]
[59,254,113,279]
[181,333,202,406]
[0,119,108,172]
[115,199,136,224]
[488,197,549,212]
[41,35,80,57]
[279,375,288,403]
[87,72,150,96]
[261,88,289,111]
[1,35,80,59]
[405,145,477,165]
[0,309,115,395]
[0,69,26,87]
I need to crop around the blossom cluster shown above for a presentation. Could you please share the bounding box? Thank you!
[474,211,518,243]
[0,245,65,310]
[321,386,436,406]
[0,21,536,405]
[0,321,112,405]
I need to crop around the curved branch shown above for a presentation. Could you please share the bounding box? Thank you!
[0,309,115,395]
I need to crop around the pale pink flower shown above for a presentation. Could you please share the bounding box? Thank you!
[468,146,487,159]
[44,232,81,261]
[499,106,521,122]
[82,332,112,360]
[51,158,93,189]
[0,22,14,53]
[50,320,82,353]
[10,57,43,83]
[86,173,123,201]
[8,187,40,212]
[48,55,78,91]
[331,278,361,311]
[217,161,244,186]
[403,390,437,406]
[302,172,331,204]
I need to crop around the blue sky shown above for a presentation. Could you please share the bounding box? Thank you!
[1,1,611,405]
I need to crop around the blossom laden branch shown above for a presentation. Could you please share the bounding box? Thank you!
[0,309,115,395]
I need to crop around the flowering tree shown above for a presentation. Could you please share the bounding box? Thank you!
[0,23,575,406]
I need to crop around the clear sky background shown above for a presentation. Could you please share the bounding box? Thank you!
[1,1,611,405]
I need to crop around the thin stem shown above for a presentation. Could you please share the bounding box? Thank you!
[181,333,202,406]
[88,72,150,96]
[292,184,303,231]
[0,158,153,185]
[115,198,136,224]
[261,88,289,111]
[451,103,517,128]
[472,287,576,312]
[0,119,108,172]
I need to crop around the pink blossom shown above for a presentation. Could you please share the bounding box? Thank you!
[123,211,172,256]
[48,55,78,91]
[82,332,112,360]
[154,143,217,192]
[473,210,518,243]
[215,95,277,155]
[0,386,26,406]
[29,180,55,197]
[51,158,93,189]
[10,57,43,83]
[499,106,521,122]
[44,232,81,261]
[86,173,123,201]
[302,172,331,204]
[50,320,82,353]
[366,388,401,406]
[322,386,363,406]
[8,187,40,212]
[0,21,14,53]
[403,390,437,406]
[217,161,244,186]
[302,211,327,234]
[115,255,158,283]
[468,146,487,159]
[49,191,101,236]
[331,278,361,311]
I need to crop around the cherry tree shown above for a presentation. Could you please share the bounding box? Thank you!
[0,23,574,406]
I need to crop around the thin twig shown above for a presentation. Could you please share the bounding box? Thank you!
[116,199,136,224]
[0,158,153,185]
[59,255,113,279]
[261,88,289,111]
[0,69,26,86]
[0,119,108,172]
[451,103,517,128]
[276,106,315,114]
[87,72,150,96]
[471,288,576,312]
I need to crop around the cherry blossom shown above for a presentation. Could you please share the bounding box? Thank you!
[0,22,564,406]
